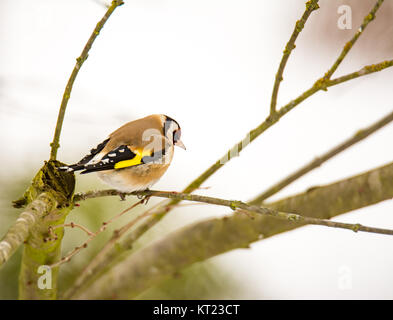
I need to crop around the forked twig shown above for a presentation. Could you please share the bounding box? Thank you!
[49,199,142,268]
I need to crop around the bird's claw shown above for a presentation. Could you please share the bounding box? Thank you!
[137,189,151,205]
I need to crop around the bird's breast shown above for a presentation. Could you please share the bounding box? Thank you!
[96,163,171,192]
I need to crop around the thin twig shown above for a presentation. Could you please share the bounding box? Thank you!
[180,0,388,201]
[62,200,170,299]
[49,0,124,160]
[46,222,95,242]
[323,0,385,80]
[279,59,393,115]
[73,189,393,236]
[49,199,141,268]
[327,60,393,86]
[270,0,319,114]
[254,108,393,202]
[181,58,393,204]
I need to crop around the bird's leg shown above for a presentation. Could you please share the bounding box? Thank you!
[137,189,151,205]
[119,193,127,201]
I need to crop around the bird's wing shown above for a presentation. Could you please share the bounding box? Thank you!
[80,144,166,174]
[77,138,110,165]
[58,138,110,172]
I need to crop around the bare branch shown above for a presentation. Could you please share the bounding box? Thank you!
[255,108,393,202]
[61,200,168,299]
[73,190,393,236]
[49,199,142,269]
[270,0,320,114]
[49,0,124,160]
[327,60,393,86]
[46,222,95,242]
[323,0,385,80]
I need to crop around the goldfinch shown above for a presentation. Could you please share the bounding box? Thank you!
[59,114,185,192]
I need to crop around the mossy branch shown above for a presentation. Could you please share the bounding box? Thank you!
[0,1,123,299]
[0,194,56,267]
[49,0,124,160]
[18,199,73,300]
[0,2,125,287]
[0,159,75,299]
[72,161,393,299]
[270,0,320,114]
[1,161,75,268]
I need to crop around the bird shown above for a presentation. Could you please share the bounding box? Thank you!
[58,114,185,193]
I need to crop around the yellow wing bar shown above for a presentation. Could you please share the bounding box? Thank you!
[114,148,152,169]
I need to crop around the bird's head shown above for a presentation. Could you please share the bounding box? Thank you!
[163,115,186,150]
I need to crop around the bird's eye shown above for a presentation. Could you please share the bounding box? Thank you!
[173,129,181,143]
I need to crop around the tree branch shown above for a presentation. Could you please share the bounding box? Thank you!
[270,0,319,114]
[0,194,56,267]
[73,189,393,236]
[254,108,393,202]
[106,0,390,250]
[49,0,124,160]
[103,58,393,256]
[177,0,389,205]
[73,161,393,299]
[2,2,124,268]
[61,200,166,299]
[323,0,385,80]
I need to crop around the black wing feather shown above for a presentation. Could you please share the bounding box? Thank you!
[80,145,137,174]
[77,138,110,165]
[58,138,110,172]
[59,140,167,174]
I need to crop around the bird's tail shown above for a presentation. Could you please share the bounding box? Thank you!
[58,164,86,173]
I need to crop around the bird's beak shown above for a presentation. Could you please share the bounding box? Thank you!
[175,140,186,150]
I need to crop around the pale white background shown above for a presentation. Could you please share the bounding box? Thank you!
[1,0,392,299]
